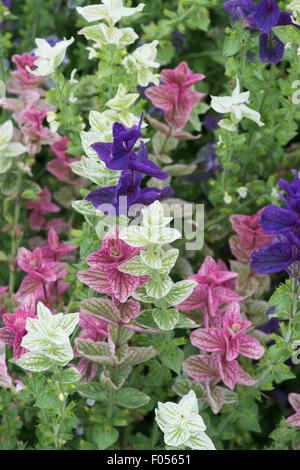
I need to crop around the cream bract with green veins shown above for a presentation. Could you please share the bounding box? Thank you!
[17,302,79,372]
[0,120,26,174]
[118,201,197,330]
[210,78,264,131]
[76,0,145,27]
[287,1,300,12]
[119,201,181,248]
[155,390,216,450]
[29,37,74,76]
[122,40,160,87]
[78,23,138,48]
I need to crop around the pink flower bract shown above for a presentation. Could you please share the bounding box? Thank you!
[287,393,300,427]
[176,256,243,327]
[77,226,148,303]
[229,210,273,263]
[145,61,205,130]
[0,294,37,360]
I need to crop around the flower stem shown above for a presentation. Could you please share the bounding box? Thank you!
[241,65,275,181]
[9,168,23,296]
[149,419,158,450]
[221,131,233,194]
[286,276,299,344]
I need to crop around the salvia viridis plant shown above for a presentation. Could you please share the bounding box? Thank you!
[3,0,300,453]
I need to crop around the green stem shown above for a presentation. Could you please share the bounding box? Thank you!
[286,276,299,344]
[160,127,172,155]
[32,0,41,43]
[9,168,23,295]
[221,131,233,194]
[241,65,275,181]
[53,367,68,450]
[149,420,158,450]
[239,34,246,90]
[205,199,252,230]
[122,423,130,450]
[214,409,235,438]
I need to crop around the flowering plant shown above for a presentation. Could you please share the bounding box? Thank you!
[0,0,300,453]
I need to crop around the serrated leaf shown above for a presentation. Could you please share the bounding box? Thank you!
[153,308,179,330]
[52,367,81,384]
[160,344,184,375]
[115,387,150,409]
[94,424,119,450]
[35,388,62,409]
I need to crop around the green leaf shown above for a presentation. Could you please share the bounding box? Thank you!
[52,367,81,384]
[267,279,293,318]
[80,239,100,259]
[115,387,150,409]
[238,404,261,433]
[78,383,108,401]
[273,25,300,46]
[160,344,184,375]
[152,308,179,330]
[35,388,62,410]
[273,364,296,384]
[223,35,241,57]
[0,170,17,194]
[94,424,119,450]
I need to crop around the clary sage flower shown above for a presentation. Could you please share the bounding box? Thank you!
[16,301,79,372]
[76,0,145,27]
[155,390,216,450]
[123,40,160,87]
[0,120,26,174]
[77,0,144,48]
[288,1,300,13]
[287,1,300,24]
[210,78,264,131]
[29,37,74,76]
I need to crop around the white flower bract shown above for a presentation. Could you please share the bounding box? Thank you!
[18,302,79,370]
[77,0,145,27]
[210,78,264,131]
[122,40,160,87]
[29,37,74,76]
[0,120,26,174]
[155,390,216,450]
